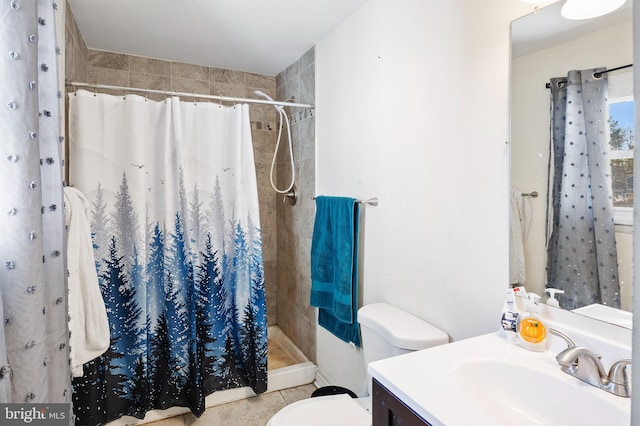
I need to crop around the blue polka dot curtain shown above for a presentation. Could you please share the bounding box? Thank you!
[0,0,71,404]
[546,68,621,310]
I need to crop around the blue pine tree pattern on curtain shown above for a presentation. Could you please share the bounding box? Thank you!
[71,170,268,425]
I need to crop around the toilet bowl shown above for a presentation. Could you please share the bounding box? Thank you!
[267,303,448,426]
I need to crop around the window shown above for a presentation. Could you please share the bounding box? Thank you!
[608,71,634,226]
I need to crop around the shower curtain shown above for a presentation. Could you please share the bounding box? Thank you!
[546,68,620,310]
[0,0,71,404]
[68,90,267,424]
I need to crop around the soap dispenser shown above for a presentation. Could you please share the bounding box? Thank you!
[517,293,547,352]
[545,288,564,308]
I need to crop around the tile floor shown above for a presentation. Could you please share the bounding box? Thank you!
[143,384,317,426]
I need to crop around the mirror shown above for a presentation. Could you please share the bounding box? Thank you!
[510,0,633,324]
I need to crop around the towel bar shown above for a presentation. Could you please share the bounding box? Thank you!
[312,196,379,206]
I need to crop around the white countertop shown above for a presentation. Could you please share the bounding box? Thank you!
[368,332,630,426]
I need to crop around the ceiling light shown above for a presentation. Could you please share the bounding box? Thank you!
[561,0,626,20]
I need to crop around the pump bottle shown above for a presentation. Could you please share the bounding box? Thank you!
[517,293,547,352]
[545,288,564,308]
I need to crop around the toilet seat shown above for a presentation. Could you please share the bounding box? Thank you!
[267,394,371,426]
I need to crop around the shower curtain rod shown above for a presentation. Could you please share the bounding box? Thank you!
[67,81,315,109]
[544,64,633,89]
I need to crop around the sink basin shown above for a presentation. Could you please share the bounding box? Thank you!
[369,332,630,426]
[455,360,628,425]
[572,304,633,329]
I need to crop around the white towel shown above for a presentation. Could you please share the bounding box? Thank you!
[64,187,110,377]
[509,188,532,285]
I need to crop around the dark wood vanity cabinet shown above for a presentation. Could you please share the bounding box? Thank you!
[372,378,432,426]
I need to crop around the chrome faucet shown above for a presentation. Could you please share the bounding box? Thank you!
[551,329,631,398]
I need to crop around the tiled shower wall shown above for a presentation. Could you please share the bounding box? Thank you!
[64,3,316,363]
[64,1,87,84]
[275,50,316,362]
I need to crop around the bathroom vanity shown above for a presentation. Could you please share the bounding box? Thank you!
[372,378,429,425]
[368,313,631,426]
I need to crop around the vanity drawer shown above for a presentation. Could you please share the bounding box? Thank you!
[372,378,431,426]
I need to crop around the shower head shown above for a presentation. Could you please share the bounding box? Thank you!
[254,90,274,102]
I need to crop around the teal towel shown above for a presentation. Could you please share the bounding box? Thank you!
[310,196,361,346]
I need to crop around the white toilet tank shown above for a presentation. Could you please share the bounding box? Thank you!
[358,303,448,393]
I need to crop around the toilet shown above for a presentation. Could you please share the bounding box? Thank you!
[267,303,449,426]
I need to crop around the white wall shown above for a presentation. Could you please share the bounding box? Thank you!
[511,21,633,309]
[631,2,640,422]
[315,0,533,394]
